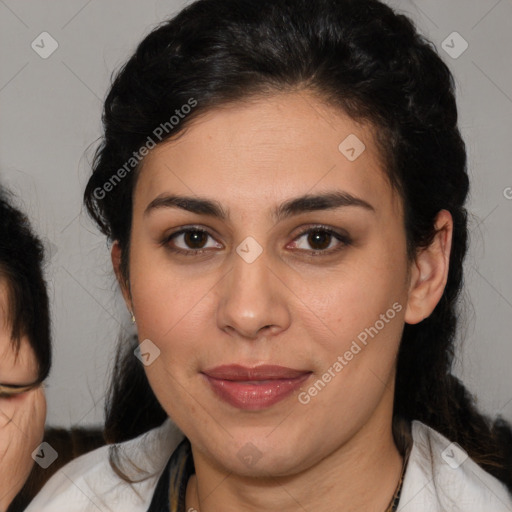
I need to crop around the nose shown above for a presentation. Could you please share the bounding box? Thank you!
[216,243,291,340]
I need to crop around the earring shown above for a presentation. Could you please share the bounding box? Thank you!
[130,311,136,323]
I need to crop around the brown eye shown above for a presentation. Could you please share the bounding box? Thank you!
[183,230,209,249]
[290,226,351,255]
[307,229,332,250]
[164,227,223,255]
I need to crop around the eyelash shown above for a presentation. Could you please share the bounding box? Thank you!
[162,225,352,257]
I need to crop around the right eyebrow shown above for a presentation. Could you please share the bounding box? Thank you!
[144,194,228,219]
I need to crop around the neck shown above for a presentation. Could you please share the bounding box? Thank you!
[186,398,404,512]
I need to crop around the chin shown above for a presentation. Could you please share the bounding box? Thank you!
[212,434,313,478]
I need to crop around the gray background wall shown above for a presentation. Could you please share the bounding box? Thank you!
[0,0,510,427]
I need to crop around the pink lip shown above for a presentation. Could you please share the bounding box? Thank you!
[202,364,312,410]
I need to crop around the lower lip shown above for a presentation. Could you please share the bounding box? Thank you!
[202,373,311,410]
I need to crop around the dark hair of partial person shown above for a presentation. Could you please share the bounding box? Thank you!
[83,0,512,489]
[0,188,51,383]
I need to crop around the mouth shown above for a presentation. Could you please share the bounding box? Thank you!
[201,364,312,410]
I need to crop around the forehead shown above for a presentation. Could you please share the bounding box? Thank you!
[134,92,402,219]
[0,278,15,358]
[0,278,11,328]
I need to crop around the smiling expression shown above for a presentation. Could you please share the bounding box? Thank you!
[118,91,413,476]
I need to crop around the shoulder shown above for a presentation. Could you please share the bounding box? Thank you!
[399,420,512,512]
[25,418,185,512]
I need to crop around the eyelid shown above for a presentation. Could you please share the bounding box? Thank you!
[0,381,41,398]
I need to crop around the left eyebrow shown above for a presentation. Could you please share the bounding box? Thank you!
[273,191,375,222]
[144,191,375,222]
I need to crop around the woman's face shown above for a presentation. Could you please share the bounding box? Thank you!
[122,92,414,476]
[0,280,46,508]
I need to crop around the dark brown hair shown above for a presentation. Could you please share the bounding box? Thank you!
[0,188,51,383]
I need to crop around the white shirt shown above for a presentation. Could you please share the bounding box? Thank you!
[25,419,512,511]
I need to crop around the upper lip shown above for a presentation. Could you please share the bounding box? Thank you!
[202,364,311,381]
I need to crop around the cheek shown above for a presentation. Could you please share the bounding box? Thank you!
[300,280,405,400]
[294,245,408,405]
[128,255,219,375]
[300,252,407,348]
[130,242,188,331]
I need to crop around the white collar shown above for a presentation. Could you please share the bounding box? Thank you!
[25,418,512,511]
[398,420,512,511]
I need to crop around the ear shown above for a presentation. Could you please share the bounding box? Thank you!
[111,241,133,313]
[404,209,453,325]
